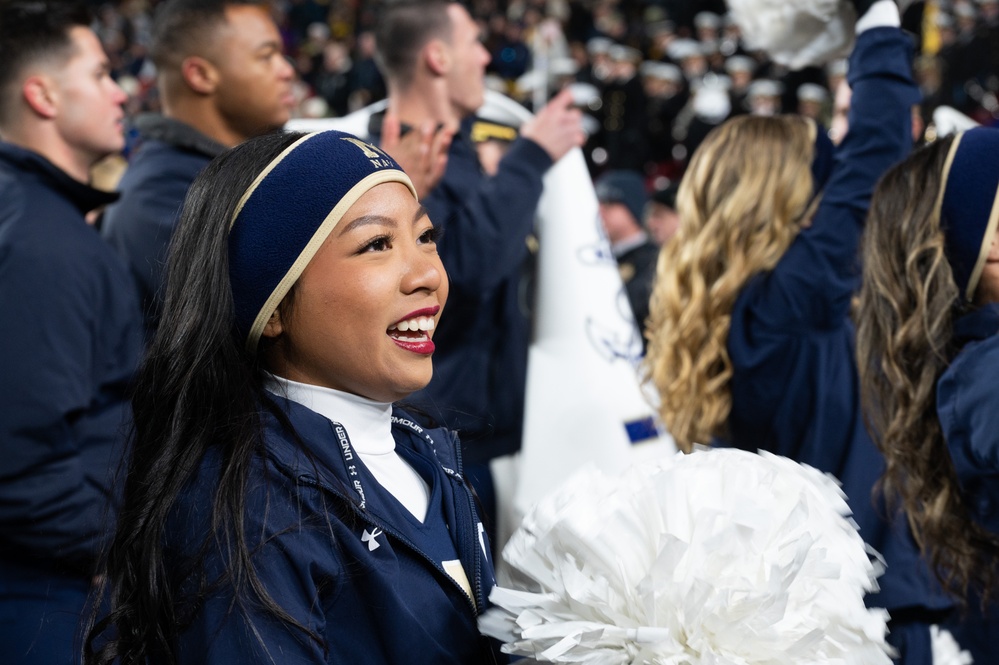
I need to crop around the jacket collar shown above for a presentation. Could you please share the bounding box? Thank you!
[953,302,999,349]
[0,141,119,214]
[133,114,227,159]
[262,394,458,489]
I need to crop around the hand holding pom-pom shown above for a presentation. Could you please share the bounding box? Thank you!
[479,448,893,664]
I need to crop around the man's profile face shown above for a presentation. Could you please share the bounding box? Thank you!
[209,4,296,142]
[52,26,127,165]
[444,4,491,119]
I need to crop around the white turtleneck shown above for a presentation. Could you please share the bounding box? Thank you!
[264,375,430,522]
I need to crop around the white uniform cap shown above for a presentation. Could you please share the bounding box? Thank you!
[640,61,683,82]
[667,38,702,61]
[587,37,613,55]
[725,55,755,74]
[694,12,721,29]
[747,79,783,98]
[609,44,642,63]
[797,83,828,103]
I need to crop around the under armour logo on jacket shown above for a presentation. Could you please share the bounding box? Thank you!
[362,528,383,551]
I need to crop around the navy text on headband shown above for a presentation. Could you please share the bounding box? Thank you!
[228,130,418,353]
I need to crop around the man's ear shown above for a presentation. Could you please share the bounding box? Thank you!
[180,55,219,95]
[424,39,450,76]
[262,308,284,339]
[22,76,58,119]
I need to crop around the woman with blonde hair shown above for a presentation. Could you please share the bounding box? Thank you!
[645,2,960,661]
[857,126,999,657]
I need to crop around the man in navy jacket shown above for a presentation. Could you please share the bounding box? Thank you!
[101,0,296,333]
[372,2,586,527]
[0,3,144,662]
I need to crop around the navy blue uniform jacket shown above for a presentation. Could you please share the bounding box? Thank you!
[0,142,143,574]
[722,28,953,622]
[102,115,225,331]
[168,399,503,664]
[934,303,999,658]
[381,118,552,463]
[938,303,999,533]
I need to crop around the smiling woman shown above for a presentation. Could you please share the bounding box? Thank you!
[84,130,501,665]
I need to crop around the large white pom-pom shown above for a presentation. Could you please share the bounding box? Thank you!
[479,448,892,664]
[725,0,856,69]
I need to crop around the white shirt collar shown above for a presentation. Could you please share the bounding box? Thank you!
[264,374,395,455]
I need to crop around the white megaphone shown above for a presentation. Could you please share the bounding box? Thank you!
[459,92,676,550]
[286,90,677,553]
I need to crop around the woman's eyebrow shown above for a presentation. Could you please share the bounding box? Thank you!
[338,214,396,235]
[339,203,430,234]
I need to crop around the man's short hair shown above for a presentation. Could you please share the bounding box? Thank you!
[150,0,261,71]
[374,0,454,85]
[0,1,92,124]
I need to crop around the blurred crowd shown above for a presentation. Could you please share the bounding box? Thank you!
[87,0,999,187]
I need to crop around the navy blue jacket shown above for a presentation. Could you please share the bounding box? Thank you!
[938,303,999,534]
[101,115,225,331]
[721,28,953,622]
[935,303,999,658]
[372,116,552,463]
[0,142,143,574]
[168,399,503,664]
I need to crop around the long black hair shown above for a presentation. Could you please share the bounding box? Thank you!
[85,131,320,664]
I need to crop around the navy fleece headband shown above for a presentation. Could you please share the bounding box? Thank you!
[936,127,999,301]
[228,130,417,353]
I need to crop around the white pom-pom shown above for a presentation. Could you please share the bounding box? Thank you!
[930,625,973,665]
[726,0,856,69]
[480,448,892,664]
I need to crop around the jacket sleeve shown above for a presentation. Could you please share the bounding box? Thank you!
[426,135,552,296]
[739,28,920,331]
[174,478,338,665]
[101,148,202,319]
[0,195,135,571]
[938,334,999,472]
[176,546,333,665]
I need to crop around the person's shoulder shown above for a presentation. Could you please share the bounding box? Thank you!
[950,331,999,386]
[0,161,28,224]
[122,138,213,186]
[630,240,661,262]
[939,332,999,469]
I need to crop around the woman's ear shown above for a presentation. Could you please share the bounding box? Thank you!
[261,308,284,339]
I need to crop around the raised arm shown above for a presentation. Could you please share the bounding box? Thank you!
[742,9,920,330]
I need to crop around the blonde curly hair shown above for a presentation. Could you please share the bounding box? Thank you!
[643,115,817,452]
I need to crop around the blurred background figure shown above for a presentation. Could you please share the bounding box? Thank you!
[372,0,585,553]
[746,78,783,116]
[0,3,143,662]
[599,44,647,171]
[595,169,658,351]
[796,82,830,123]
[645,182,681,247]
[101,0,295,334]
